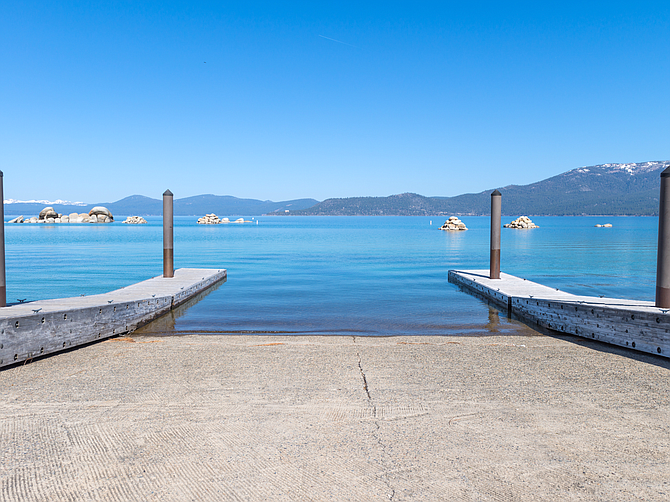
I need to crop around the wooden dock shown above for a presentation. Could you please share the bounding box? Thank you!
[0,268,226,368]
[449,269,669,358]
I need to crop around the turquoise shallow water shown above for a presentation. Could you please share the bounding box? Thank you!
[4,215,658,335]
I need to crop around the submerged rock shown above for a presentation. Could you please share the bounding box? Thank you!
[440,216,468,231]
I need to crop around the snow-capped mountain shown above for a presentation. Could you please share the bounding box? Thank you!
[4,199,86,206]
[296,161,670,216]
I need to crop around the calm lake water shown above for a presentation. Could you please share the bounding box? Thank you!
[4,215,659,336]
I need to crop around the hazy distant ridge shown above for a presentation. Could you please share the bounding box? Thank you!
[5,161,669,217]
[4,195,320,217]
[290,161,670,216]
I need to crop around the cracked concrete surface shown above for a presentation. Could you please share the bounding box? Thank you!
[358,350,396,501]
[1,330,670,501]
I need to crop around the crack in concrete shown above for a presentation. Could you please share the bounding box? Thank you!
[357,351,396,501]
[357,352,372,400]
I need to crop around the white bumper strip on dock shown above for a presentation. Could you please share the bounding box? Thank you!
[449,270,669,358]
[0,268,226,368]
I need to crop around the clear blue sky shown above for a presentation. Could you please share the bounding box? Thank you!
[2,1,669,203]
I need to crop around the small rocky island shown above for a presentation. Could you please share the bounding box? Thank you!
[440,216,468,231]
[9,206,114,224]
[198,214,229,224]
[123,216,147,224]
[504,216,539,229]
[197,214,247,224]
[595,223,613,228]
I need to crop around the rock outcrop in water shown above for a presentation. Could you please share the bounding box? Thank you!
[123,216,147,224]
[440,216,468,231]
[198,214,228,224]
[38,207,58,220]
[89,207,114,221]
[10,206,114,223]
[196,214,252,224]
[504,216,539,229]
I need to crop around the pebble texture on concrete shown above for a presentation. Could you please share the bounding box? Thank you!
[1,330,669,501]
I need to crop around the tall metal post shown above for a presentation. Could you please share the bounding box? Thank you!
[490,189,501,280]
[163,189,174,278]
[656,168,670,307]
[0,171,5,306]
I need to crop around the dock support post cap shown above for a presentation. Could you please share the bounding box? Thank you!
[491,189,501,196]
[163,189,173,197]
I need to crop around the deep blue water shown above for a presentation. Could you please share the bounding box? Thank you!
[4,216,658,336]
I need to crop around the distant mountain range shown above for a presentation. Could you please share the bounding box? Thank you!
[289,161,670,216]
[4,195,319,217]
[5,161,669,218]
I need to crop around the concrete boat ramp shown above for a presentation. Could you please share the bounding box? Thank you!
[449,269,670,358]
[0,268,226,368]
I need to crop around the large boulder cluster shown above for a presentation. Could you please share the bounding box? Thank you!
[123,216,147,224]
[504,216,539,229]
[440,216,468,231]
[9,206,114,224]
